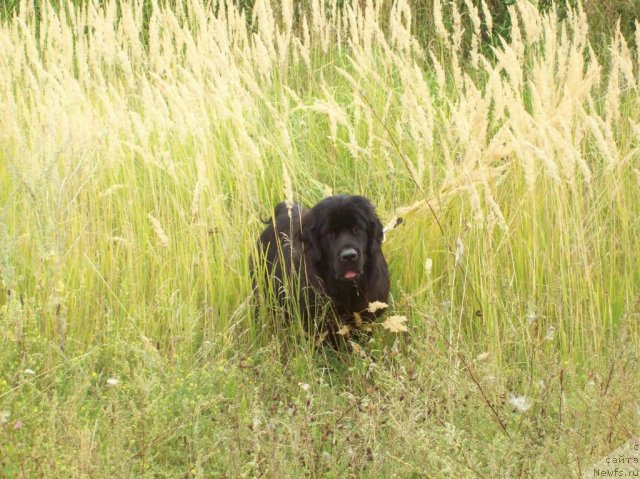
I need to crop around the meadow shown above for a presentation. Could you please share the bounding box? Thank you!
[1,0,639,476]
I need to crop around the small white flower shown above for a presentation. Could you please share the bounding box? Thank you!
[298,383,310,392]
[544,326,555,341]
[106,378,119,387]
[0,411,10,424]
[425,258,433,274]
[526,311,537,325]
[508,393,532,412]
[23,369,36,376]
[476,352,490,362]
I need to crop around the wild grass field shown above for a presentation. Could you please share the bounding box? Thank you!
[1,0,639,477]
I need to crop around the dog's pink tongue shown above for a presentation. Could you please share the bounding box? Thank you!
[343,271,357,280]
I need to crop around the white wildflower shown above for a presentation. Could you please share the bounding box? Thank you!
[476,352,490,362]
[508,393,532,413]
[545,326,555,341]
[425,258,433,275]
[23,369,36,376]
[106,378,120,387]
[366,301,388,313]
[526,311,537,325]
[382,315,409,333]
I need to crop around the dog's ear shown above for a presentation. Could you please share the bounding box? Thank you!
[367,214,384,257]
[351,196,384,258]
[300,212,322,263]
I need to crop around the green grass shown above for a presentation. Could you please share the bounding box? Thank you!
[1,0,640,477]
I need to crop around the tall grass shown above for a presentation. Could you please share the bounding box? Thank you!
[1,0,639,476]
[1,0,637,358]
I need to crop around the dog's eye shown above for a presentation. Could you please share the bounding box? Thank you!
[352,226,361,234]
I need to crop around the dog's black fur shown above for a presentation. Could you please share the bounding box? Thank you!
[253,195,390,344]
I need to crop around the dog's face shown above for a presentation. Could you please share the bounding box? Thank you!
[302,195,384,283]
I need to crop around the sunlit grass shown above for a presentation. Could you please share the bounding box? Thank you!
[1,0,639,476]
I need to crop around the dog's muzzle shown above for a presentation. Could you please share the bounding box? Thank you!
[337,248,361,281]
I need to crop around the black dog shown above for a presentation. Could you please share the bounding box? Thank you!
[253,195,390,344]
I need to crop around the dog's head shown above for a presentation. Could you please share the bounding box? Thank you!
[301,195,384,282]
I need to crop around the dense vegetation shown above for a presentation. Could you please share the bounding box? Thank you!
[1,0,639,476]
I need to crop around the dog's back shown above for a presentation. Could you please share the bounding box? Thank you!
[253,202,317,328]
[259,202,305,266]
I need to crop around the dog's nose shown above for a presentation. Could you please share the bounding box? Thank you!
[339,248,358,262]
